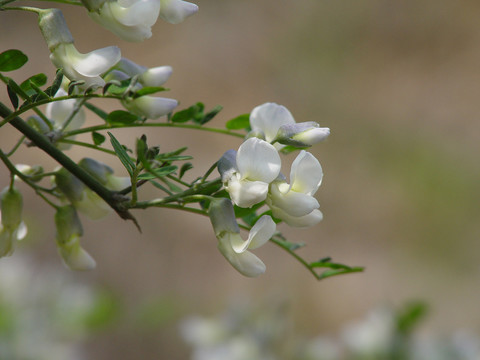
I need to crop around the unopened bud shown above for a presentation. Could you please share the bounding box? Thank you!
[1,187,23,231]
[275,122,330,147]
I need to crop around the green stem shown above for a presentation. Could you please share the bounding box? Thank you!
[2,5,42,12]
[64,122,245,139]
[0,74,53,131]
[133,178,222,209]
[0,102,137,223]
[57,139,116,156]
[6,135,25,156]
[0,149,59,207]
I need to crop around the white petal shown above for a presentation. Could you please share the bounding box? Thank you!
[124,96,178,119]
[109,0,160,27]
[250,102,295,143]
[290,151,323,195]
[68,45,121,77]
[271,206,323,228]
[89,10,152,42]
[47,89,86,131]
[269,182,319,217]
[293,127,330,145]
[236,138,281,183]
[139,65,172,87]
[227,176,269,208]
[15,221,27,240]
[159,0,198,24]
[244,215,276,250]
[74,189,112,220]
[218,234,266,277]
[59,239,96,271]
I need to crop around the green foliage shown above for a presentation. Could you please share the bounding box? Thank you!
[106,110,139,125]
[225,114,250,130]
[108,132,135,176]
[396,301,428,335]
[171,102,222,125]
[92,132,106,146]
[0,49,28,72]
[20,73,48,96]
[310,257,364,280]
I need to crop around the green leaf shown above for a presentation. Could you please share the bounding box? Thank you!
[85,102,108,121]
[160,178,182,193]
[179,163,193,179]
[396,301,428,335]
[280,145,308,155]
[92,132,106,146]
[225,114,250,130]
[45,69,63,97]
[309,258,364,280]
[149,180,173,195]
[133,86,167,98]
[138,165,178,180]
[234,202,263,219]
[171,103,204,123]
[20,73,48,96]
[107,132,135,176]
[106,110,139,125]
[7,84,18,109]
[0,49,28,72]
[196,105,223,125]
[104,78,131,95]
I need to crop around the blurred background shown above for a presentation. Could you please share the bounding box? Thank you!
[1,0,480,358]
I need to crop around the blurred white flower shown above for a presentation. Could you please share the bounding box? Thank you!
[114,58,173,87]
[55,205,96,271]
[218,138,281,208]
[0,187,26,257]
[86,0,161,42]
[159,0,198,24]
[209,198,276,277]
[266,151,323,227]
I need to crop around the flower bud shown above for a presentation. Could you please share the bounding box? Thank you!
[54,167,86,203]
[78,158,113,185]
[55,206,96,271]
[159,0,199,24]
[275,122,330,147]
[38,9,74,52]
[1,187,23,231]
[122,95,178,119]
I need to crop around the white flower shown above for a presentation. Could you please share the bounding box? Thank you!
[218,138,281,208]
[159,0,198,24]
[86,0,161,42]
[266,150,323,227]
[55,206,96,271]
[50,43,121,89]
[54,159,130,220]
[114,58,173,87]
[249,102,330,148]
[122,95,178,119]
[39,9,121,88]
[250,103,295,146]
[105,58,178,118]
[209,198,276,277]
[0,187,26,257]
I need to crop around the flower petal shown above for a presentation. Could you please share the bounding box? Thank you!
[250,102,295,143]
[243,215,276,251]
[139,65,172,87]
[123,96,178,119]
[226,176,269,208]
[290,151,323,195]
[110,0,160,26]
[218,234,266,277]
[159,0,198,24]
[68,45,121,77]
[271,206,323,228]
[217,149,237,183]
[236,138,281,183]
[268,181,319,217]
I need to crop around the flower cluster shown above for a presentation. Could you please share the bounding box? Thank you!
[212,102,330,276]
[52,158,129,270]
